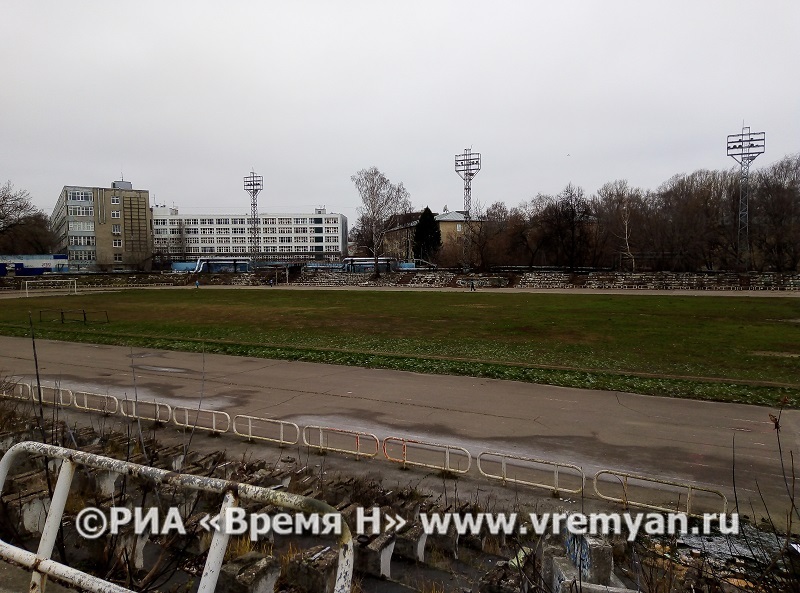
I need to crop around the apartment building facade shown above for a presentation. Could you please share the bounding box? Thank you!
[150,205,348,262]
[51,181,152,271]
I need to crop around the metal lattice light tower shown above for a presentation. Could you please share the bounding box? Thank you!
[243,170,263,262]
[727,127,765,270]
[455,148,481,269]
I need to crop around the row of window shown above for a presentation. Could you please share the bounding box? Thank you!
[67,190,93,202]
[69,236,96,246]
[68,206,94,217]
[69,251,124,262]
[67,206,121,218]
[186,245,339,254]
[157,217,340,226]
[178,227,338,236]
[155,236,340,246]
[67,193,122,204]
[69,250,96,261]
[70,237,123,247]
[68,221,95,231]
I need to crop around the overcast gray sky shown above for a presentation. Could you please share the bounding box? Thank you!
[2,1,798,222]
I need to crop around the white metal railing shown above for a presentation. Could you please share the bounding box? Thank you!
[593,469,728,516]
[172,406,231,434]
[119,399,173,424]
[73,391,119,415]
[0,381,732,517]
[303,425,380,459]
[382,437,472,474]
[34,386,73,408]
[233,414,300,446]
[0,380,31,401]
[0,441,353,593]
[477,451,585,495]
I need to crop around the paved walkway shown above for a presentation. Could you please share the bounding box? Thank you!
[0,336,797,518]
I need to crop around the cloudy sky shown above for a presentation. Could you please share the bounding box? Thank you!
[2,1,798,222]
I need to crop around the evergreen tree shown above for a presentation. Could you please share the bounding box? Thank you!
[413,206,441,261]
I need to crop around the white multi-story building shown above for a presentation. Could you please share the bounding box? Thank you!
[150,206,348,262]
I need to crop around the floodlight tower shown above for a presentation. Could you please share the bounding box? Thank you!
[727,127,765,270]
[455,148,481,269]
[243,170,263,261]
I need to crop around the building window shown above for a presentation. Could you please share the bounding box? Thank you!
[69,236,96,246]
[278,217,291,224]
[113,239,122,248]
[68,221,95,231]
[68,190,93,202]
[201,246,215,253]
[216,228,230,235]
[200,218,214,225]
[68,206,94,217]
[111,196,120,204]
[112,224,121,235]
[216,218,230,225]
[70,250,96,261]
[231,218,246,225]
[113,253,123,262]
[231,227,246,234]
[294,227,308,234]
[111,210,121,219]
[279,236,292,243]
[153,219,167,226]
[263,227,276,234]
[293,218,306,224]
[264,218,276,225]
[456,223,462,232]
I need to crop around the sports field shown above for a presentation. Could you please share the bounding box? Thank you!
[0,289,798,407]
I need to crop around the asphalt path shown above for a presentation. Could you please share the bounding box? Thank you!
[0,335,797,519]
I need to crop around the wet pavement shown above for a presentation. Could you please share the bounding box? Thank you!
[0,336,797,519]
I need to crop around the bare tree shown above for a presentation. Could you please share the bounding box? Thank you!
[594,180,646,271]
[752,154,800,272]
[0,181,38,233]
[351,166,411,276]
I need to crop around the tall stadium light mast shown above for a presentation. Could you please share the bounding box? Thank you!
[243,170,263,263]
[455,148,481,269]
[727,127,765,270]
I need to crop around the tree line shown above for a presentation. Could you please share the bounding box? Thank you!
[354,153,799,273]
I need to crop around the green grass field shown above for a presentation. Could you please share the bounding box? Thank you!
[1,288,798,407]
